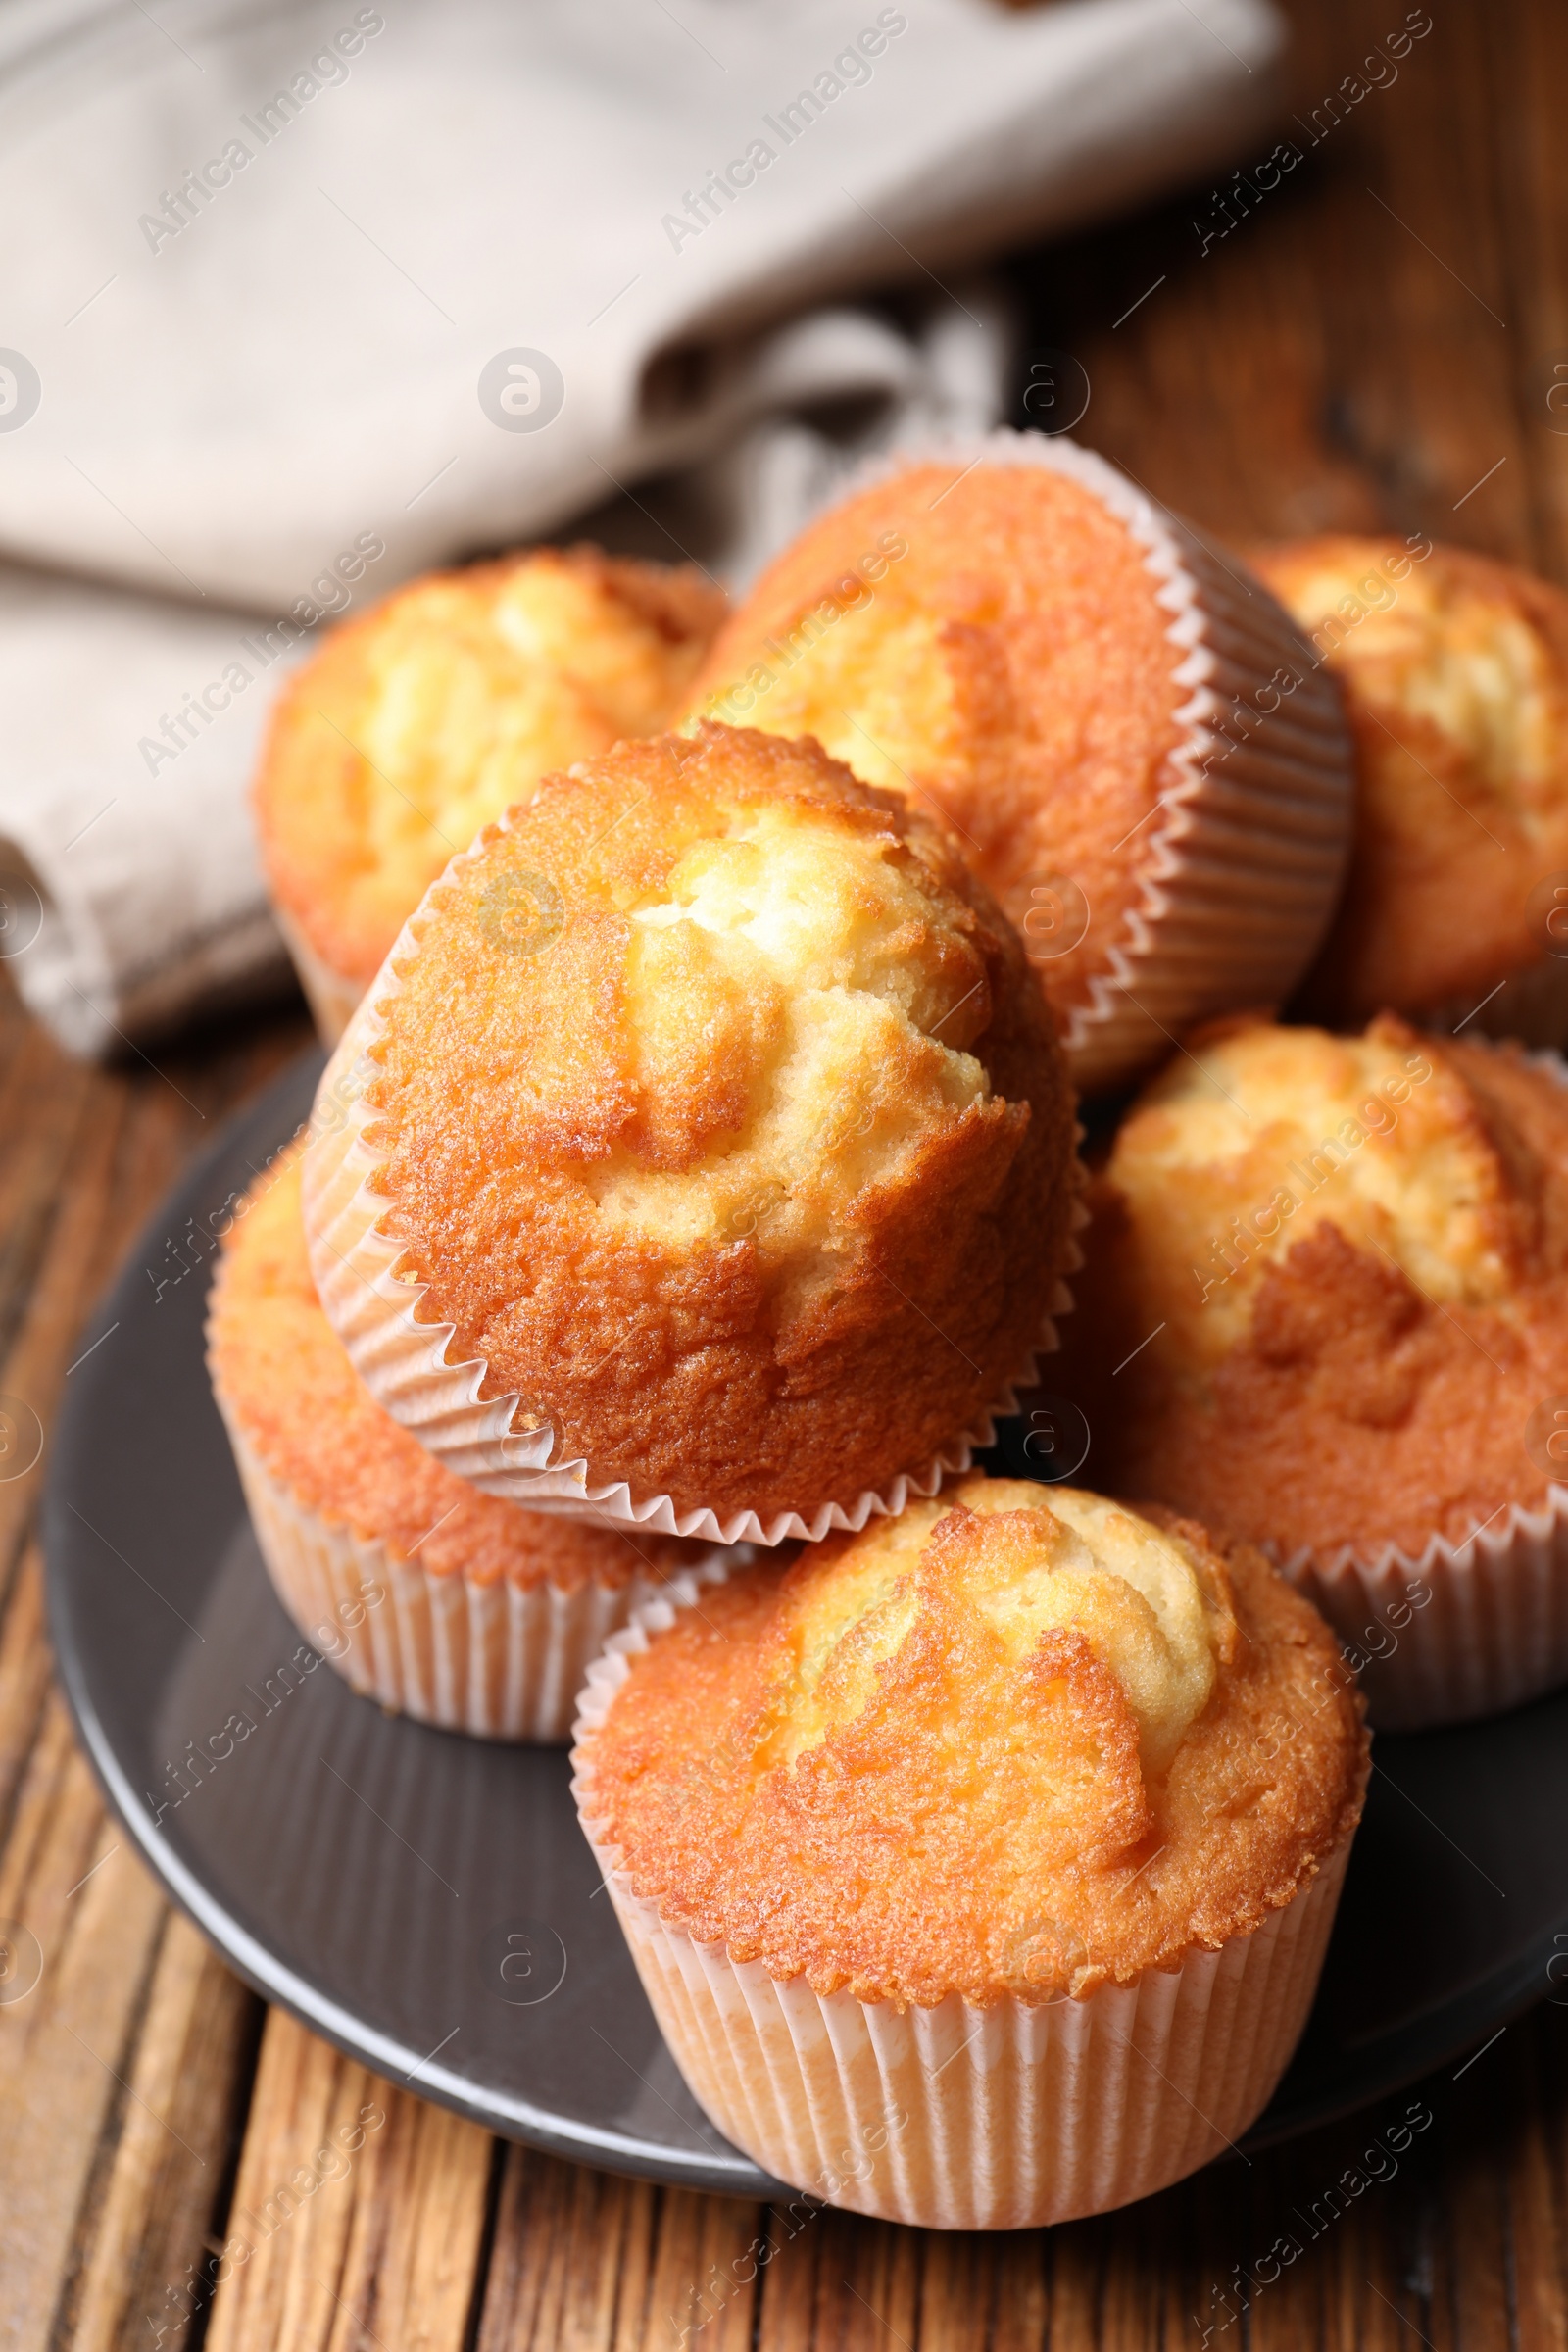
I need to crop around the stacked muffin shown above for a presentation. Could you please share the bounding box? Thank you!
[1049,535,1568,1732]
[214,461,1568,2229]
[255,545,726,1040]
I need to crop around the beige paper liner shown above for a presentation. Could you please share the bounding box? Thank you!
[798,431,1354,1095]
[1278,1044,1568,1732]
[301,940,1083,1549]
[571,1584,1351,2230]
[1281,1488,1568,1734]
[212,1383,729,1741]
[273,902,364,1048]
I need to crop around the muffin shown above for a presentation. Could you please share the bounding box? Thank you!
[255,545,727,1040]
[1058,1013,1568,1726]
[302,722,1079,1545]
[686,432,1352,1090]
[572,1477,1367,2229]
[207,1140,715,1740]
[1252,535,1568,1040]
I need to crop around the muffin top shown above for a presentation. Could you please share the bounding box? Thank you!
[208,1143,705,1589]
[329,722,1076,1524]
[1062,1014,1568,1558]
[576,1477,1366,2007]
[683,455,1186,1027]
[1252,535,1568,1020]
[256,545,726,988]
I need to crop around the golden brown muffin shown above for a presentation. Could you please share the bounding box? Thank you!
[689,461,1181,1019]
[314,722,1077,1527]
[575,1477,1367,2008]
[1058,1013,1568,1560]
[1253,535,1568,1028]
[209,1141,704,1590]
[255,545,726,1000]
[683,445,1350,1087]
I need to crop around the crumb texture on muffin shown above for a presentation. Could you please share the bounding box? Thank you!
[684,462,1186,1015]
[208,1143,701,1588]
[1063,1014,1568,1557]
[578,1478,1366,2007]
[353,723,1076,1521]
[1253,536,1568,1019]
[255,546,726,988]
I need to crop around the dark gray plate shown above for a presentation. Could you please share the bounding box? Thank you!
[43,1051,1568,2197]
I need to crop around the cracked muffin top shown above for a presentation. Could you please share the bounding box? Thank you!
[312,722,1077,1525]
[1253,535,1568,1024]
[1056,1013,1568,1559]
[255,544,726,992]
[683,456,1189,1046]
[575,1477,1366,2006]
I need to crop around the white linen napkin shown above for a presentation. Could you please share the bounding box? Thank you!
[0,0,1284,1054]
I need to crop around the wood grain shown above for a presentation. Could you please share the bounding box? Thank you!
[4,2,1568,2343]
[64,1915,259,2352]
[203,2011,492,2352]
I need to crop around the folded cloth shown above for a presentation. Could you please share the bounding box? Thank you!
[0,0,1284,1054]
[0,286,1014,1057]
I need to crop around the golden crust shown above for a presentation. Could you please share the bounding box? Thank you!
[208,1143,706,1589]
[683,462,1185,1031]
[1251,535,1568,1021]
[360,723,1078,1521]
[577,1478,1367,2007]
[1057,1014,1568,1558]
[254,545,726,990]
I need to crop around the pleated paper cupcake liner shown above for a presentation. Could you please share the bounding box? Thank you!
[572,1590,1350,2230]
[797,430,1354,1094]
[212,1383,730,1741]
[1281,1487,1568,1733]
[301,977,1084,1548]
[272,903,364,1049]
[1278,1045,1568,1732]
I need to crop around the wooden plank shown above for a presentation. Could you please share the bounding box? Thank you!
[1505,2020,1568,2352]
[473,2145,657,2352]
[0,1707,168,2352]
[0,1024,93,1381]
[0,1550,50,1867]
[0,1075,127,1614]
[1494,0,1568,583]
[1432,2046,1518,2352]
[61,1914,259,2352]
[988,2230,1051,2352]
[919,2221,1006,2351]
[0,1024,315,2352]
[628,2184,763,2352]
[203,2010,492,2352]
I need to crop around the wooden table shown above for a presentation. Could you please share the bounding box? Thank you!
[4,2,1567,2341]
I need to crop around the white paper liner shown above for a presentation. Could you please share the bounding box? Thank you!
[1274,1045,1568,1731]
[300,921,1084,1549]
[571,1582,1351,2230]
[272,902,364,1049]
[211,1382,729,1741]
[1279,1487,1568,1734]
[779,430,1354,1094]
